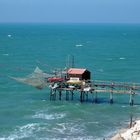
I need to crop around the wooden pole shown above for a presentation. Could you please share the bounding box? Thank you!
[80,91,83,102]
[86,91,88,102]
[66,90,67,100]
[129,89,134,106]
[129,114,133,128]
[110,92,113,104]
[71,90,74,100]
[110,83,114,104]
[59,82,62,101]
[59,90,62,100]
[66,90,69,101]
[53,90,56,100]
[50,88,52,101]
[83,91,85,102]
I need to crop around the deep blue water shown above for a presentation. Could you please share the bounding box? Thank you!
[0,23,140,140]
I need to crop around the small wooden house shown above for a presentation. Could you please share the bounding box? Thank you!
[67,68,90,80]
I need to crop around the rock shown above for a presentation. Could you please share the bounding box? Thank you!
[110,120,140,140]
[110,133,124,140]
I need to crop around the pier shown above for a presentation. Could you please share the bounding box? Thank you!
[46,67,140,105]
[11,65,140,105]
[49,79,140,106]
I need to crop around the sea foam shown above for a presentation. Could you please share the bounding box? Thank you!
[119,57,126,60]
[75,44,83,47]
[32,112,66,120]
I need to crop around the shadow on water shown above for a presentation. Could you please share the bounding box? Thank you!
[48,96,140,106]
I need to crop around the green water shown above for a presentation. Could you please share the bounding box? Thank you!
[0,23,140,139]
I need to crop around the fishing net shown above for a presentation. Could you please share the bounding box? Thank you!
[10,67,53,89]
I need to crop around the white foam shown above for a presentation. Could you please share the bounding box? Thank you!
[32,112,66,120]
[119,57,125,60]
[52,122,85,136]
[8,34,12,37]
[75,44,83,47]
[19,123,38,130]
[16,123,41,138]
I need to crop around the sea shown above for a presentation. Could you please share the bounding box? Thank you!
[0,23,140,140]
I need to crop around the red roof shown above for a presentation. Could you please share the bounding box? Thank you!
[48,77,64,82]
[68,68,86,75]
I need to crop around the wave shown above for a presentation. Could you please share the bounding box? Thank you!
[0,122,86,140]
[32,112,66,120]
[49,122,85,136]
[0,122,108,140]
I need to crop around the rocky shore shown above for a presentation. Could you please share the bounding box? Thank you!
[110,120,140,140]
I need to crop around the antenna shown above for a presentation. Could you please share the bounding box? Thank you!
[66,55,75,68]
[71,55,74,68]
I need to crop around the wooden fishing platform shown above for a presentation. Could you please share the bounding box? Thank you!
[49,80,140,106]
[11,60,140,105]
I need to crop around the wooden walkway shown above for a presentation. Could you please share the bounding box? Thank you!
[49,80,140,106]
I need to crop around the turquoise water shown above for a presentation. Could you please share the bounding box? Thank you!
[0,23,140,139]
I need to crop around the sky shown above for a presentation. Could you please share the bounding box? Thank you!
[0,0,140,23]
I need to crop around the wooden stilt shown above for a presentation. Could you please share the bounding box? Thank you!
[83,91,85,102]
[66,90,69,101]
[66,90,67,100]
[80,91,83,102]
[110,92,113,104]
[110,83,114,104]
[129,93,134,106]
[71,90,74,100]
[129,93,132,106]
[67,91,69,100]
[59,90,62,100]
[86,92,88,102]
[129,88,135,106]
[129,113,133,128]
[50,89,52,101]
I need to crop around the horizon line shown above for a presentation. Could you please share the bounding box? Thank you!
[0,22,140,25]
